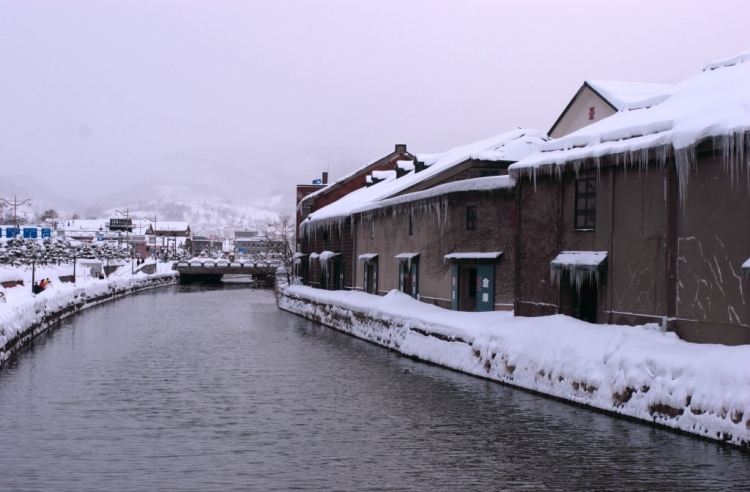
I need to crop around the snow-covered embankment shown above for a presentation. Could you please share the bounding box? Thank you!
[0,268,177,367]
[278,285,750,449]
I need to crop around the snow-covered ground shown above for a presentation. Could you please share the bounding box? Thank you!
[279,285,750,448]
[0,262,177,365]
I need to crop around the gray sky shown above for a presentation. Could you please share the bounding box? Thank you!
[1,0,749,208]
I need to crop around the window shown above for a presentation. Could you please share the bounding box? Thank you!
[480,169,500,177]
[575,177,596,230]
[408,212,414,236]
[466,206,477,230]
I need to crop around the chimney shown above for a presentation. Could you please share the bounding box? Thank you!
[322,172,328,184]
[395,144,407,154]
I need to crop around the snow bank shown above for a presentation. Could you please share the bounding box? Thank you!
[279,285,750,449]
[0,265,177,366]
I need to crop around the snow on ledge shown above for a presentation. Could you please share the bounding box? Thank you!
[444,252,502,262]
[550,251,608,290]
[550,251,607,271]
[742,258,750,276]
[358,253,378,261]
[394,252,420,260]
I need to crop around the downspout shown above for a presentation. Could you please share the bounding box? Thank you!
[608,167,616,324]
[666,156,679,330]
[513,179,522,315]
[556,174,564,314]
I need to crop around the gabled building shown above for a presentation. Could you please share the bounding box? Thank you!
[298,129,548,311]
[548,80,672,138]
[296,144,414,233]
[354,176,516,311]
[509,50,750,345]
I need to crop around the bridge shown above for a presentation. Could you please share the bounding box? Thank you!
[174,260,278,286]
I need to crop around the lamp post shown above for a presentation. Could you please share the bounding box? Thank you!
[0,196,32,237]
[31,252,40,293]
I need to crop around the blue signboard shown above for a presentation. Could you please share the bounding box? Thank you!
[238,248,245,254]
[96,237,104,241]
[5,227,20,238]
[151,249,156,255]
[23,228,37,239]
[41,228,51,238]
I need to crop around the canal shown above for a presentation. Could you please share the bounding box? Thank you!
[0,284,748,491]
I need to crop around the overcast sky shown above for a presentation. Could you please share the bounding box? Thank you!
[1,0,749,206]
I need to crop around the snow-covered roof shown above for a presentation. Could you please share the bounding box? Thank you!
[150,222,190,232]
[60,220,108,231]
[510,49,750,198]
[353,176,514,216]
[301,129,544,231]
[586,80,673,111]
[371,170,395,181]
[297,146,413,210]
[444,252,503,262]
[396,160,415,171]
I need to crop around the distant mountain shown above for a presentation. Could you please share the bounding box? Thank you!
[100,197,279,237]
[1,141,394,226]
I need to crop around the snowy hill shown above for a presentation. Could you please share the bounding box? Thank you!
[102,197,280,237]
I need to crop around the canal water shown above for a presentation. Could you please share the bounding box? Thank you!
[0,284,748,491]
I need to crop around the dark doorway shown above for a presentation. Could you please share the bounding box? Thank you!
[457,267,478,312]
[560,273,598,323]
[332,260,344,290]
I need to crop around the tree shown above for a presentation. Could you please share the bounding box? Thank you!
[40,209,59,221]
[261,211,295,285]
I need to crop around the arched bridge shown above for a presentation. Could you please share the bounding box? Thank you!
[174,260,278,286]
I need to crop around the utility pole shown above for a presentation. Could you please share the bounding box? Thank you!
[116,208,133,274]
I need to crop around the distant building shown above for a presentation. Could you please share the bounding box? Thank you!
[108,217,133,232]
[190,236,222,255]
[235,235,282,255]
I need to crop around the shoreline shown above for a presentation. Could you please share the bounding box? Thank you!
[278,284,750,451]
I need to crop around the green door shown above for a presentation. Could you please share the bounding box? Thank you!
[475,263,494,312]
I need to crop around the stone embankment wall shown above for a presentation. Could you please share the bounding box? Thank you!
[277,288,749,451]
[0,274,177,368]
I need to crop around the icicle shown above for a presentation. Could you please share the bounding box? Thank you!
[674,145,696,207]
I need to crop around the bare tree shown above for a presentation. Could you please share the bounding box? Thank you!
[261,211,295,284]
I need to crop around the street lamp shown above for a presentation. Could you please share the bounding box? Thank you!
[0,196,32,237]
[31,252,41,293]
